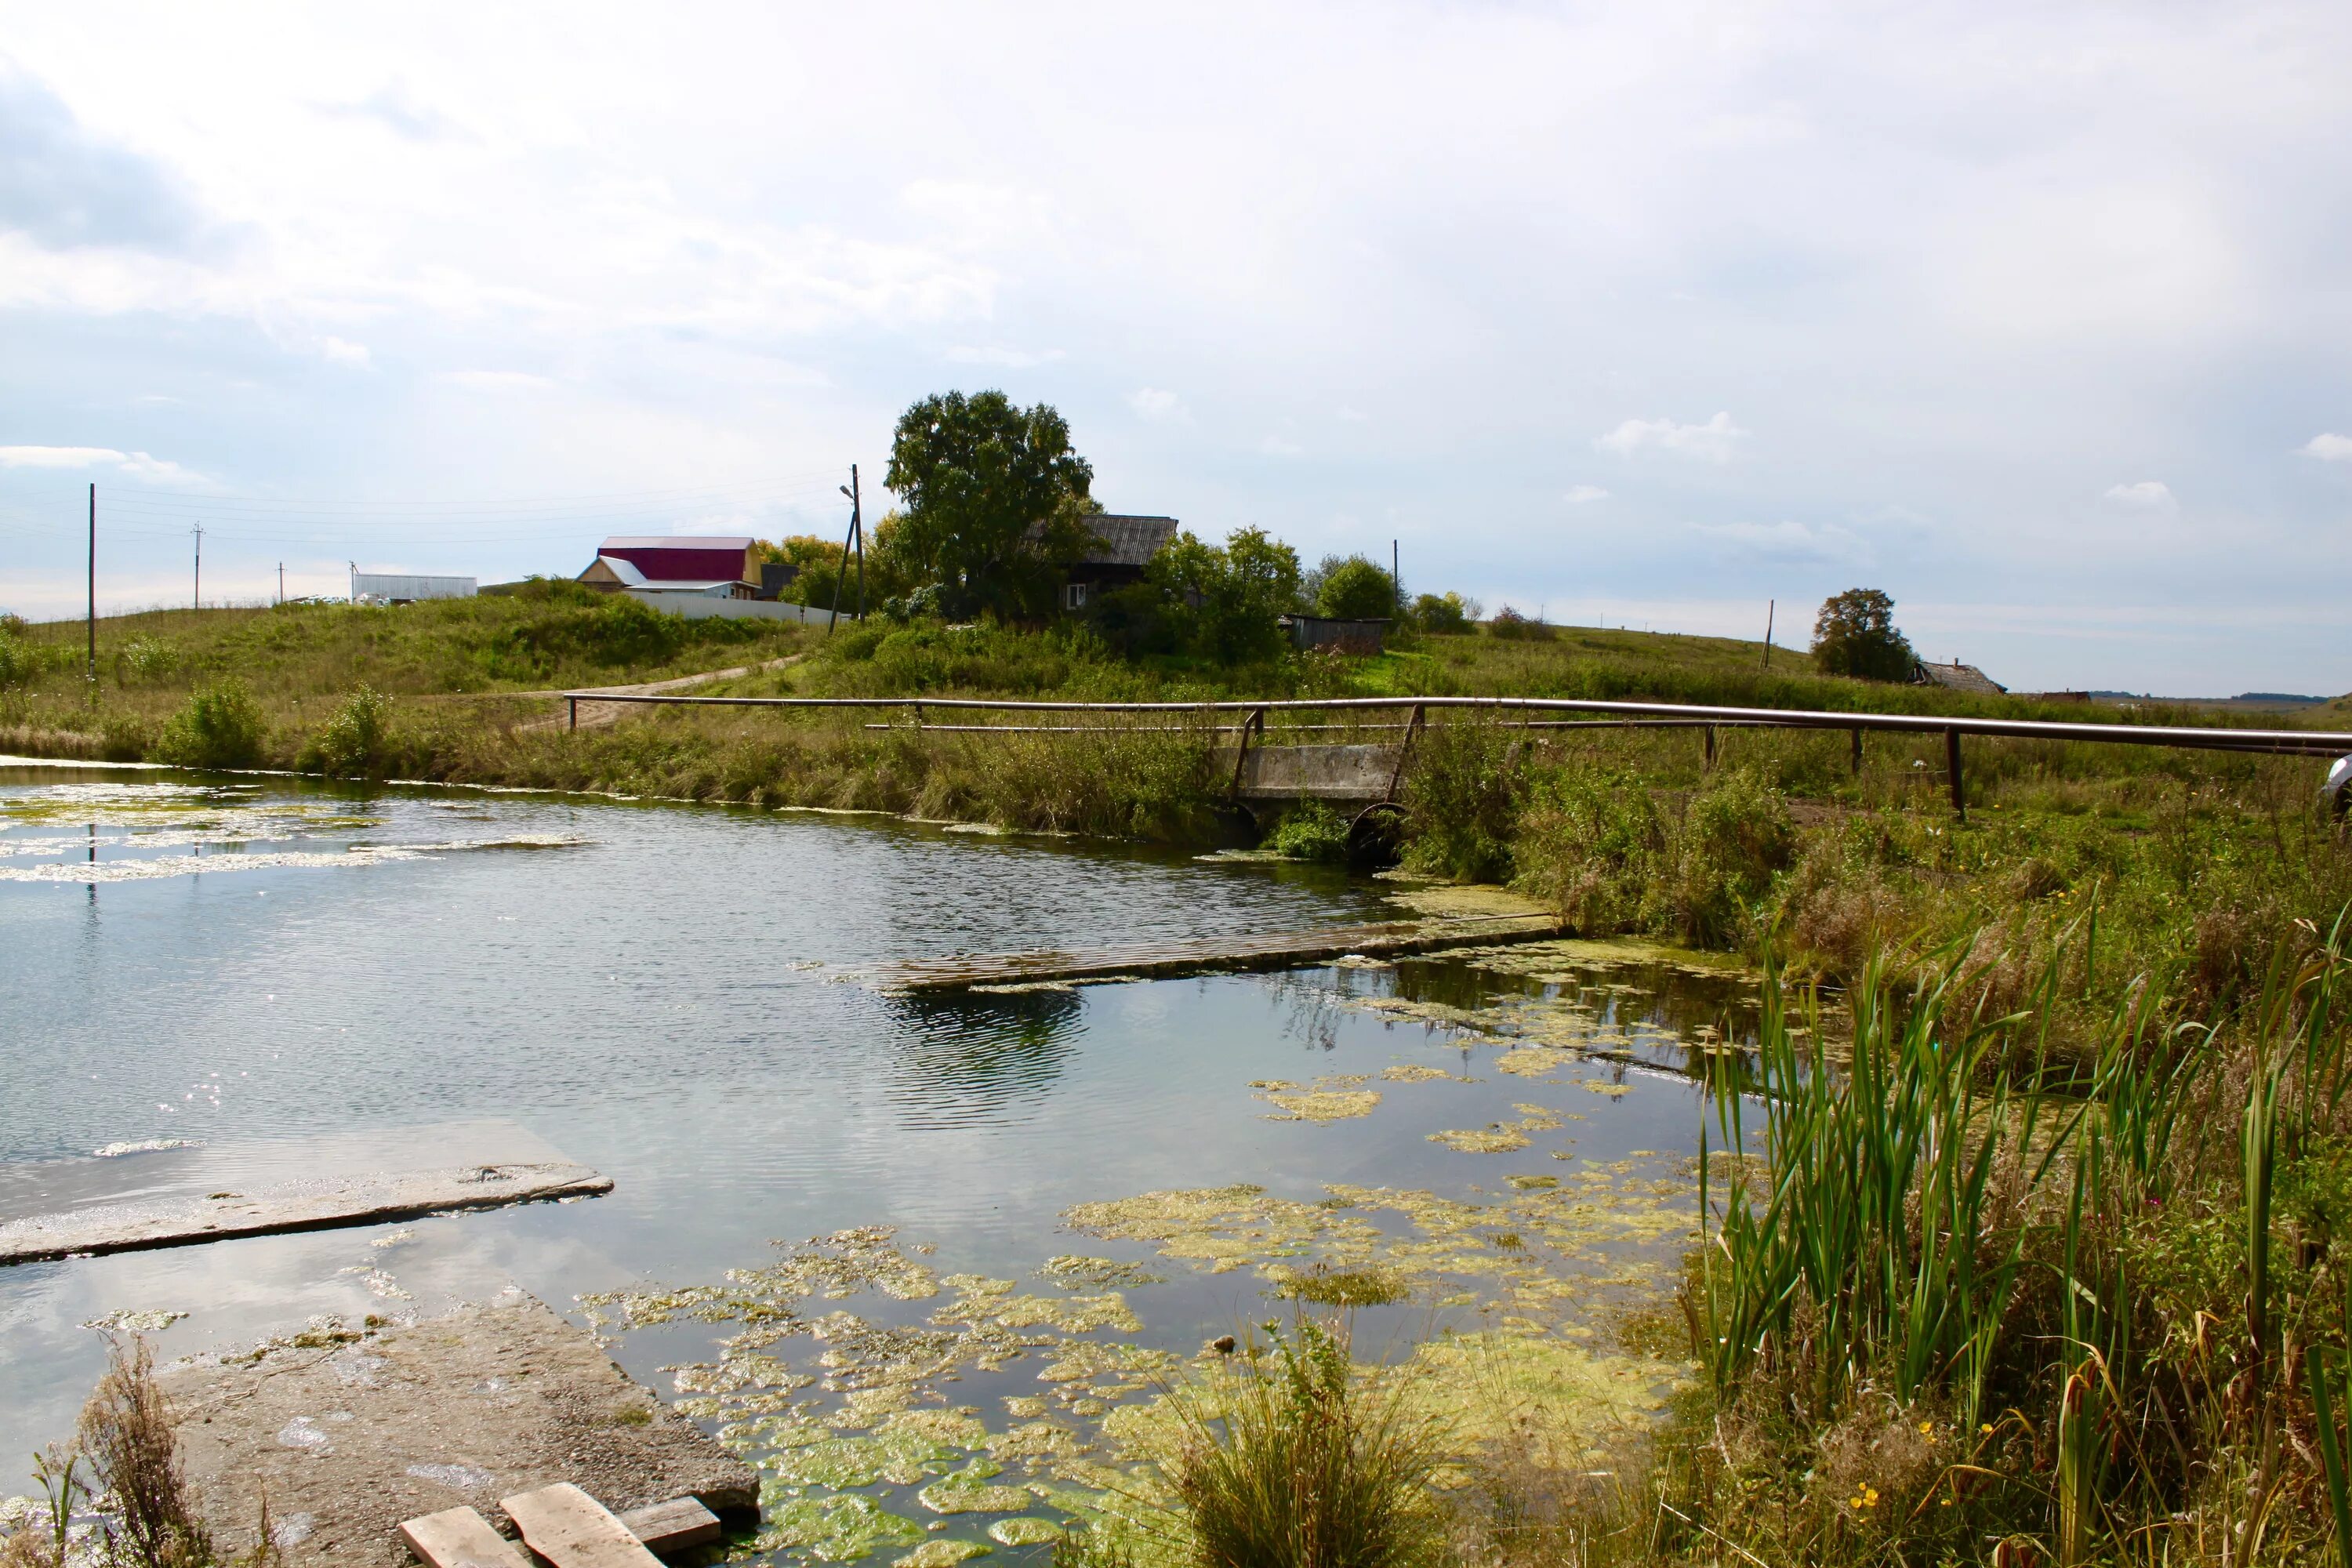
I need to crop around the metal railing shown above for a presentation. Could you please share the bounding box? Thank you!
[557,690,2352,822]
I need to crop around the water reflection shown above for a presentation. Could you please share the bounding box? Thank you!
[882,991,1087,1127]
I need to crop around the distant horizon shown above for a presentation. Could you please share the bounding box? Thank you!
[3,2,2348,694]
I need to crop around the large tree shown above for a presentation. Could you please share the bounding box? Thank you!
[884,390,1096,619]
[1811,587,1918,681]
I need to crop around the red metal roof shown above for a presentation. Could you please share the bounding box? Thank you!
[597,536,754,583]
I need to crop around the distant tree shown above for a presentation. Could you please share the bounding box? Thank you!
[1811,588,1917,681]
[1312,557,1399,620]
[1411,592,1476,635]
[884,390,1097,619]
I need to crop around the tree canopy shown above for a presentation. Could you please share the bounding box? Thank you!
[884,390,1096,620]
[1312,556,1399,620]
[1811,588,1918,682]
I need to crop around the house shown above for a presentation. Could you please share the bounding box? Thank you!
[1058,514,1180,611]
[578,536,760,599]
[1915,659,2007,695]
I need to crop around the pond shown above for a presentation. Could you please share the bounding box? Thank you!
[0,764,1759,1559]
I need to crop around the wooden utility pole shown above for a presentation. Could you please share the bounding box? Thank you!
[826,464,864,635]
[86,483,96,684]
[1392,539,1400,616]
[191,523,203,611]
[1761,599,1774,669]
[278,562,285,605]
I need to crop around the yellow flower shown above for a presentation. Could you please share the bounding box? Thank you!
[1918,1421,1933,1435]
[1980,1422,1994,1433]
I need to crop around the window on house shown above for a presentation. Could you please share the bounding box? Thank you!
[1063,582,1091,610]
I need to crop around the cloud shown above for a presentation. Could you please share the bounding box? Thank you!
[2299,433,2352,463]
[1336,406,1369,423]
[437,369,553,392]
[0,445,207,485]
[1595,412,1748,463]
[1259,435,1303,456]
[1127,387,1189,423]
[2101,480,2176,510]
[1563,485,1610,505]
[1693,519,1867,565]
[946,345,1064,368]
[320,336,372,367]
[327,82,471,143]
[0,65,204,252]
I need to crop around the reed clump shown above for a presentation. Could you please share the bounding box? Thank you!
[0,1338,274,1568]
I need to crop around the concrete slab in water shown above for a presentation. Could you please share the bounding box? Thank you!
[0,1122,612,1265]
[163,1290,757,1566]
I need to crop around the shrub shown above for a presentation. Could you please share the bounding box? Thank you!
[1312,557,1399,622]
[1511,770,1664,933]
[113,637,178,686]
[151,681,267,770]
[303,686,394,778]
[1666,768,1795,946]
[1161,1319,1449,1568]
[1485,607,1555,642]
[1265,802,1351,862]
[1401,722,1523,882]
[1409,593,1474,636]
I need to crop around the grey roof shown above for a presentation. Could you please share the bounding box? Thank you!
[1076,514,1179,568]
[1915,660,2008,695]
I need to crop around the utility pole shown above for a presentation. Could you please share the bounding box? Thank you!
[191,523,203,611]
[826,463,864,635]
[1761,599,1774,669]
[1392,539,1400,617]
[278,563,284,605]
[86,483,96,684]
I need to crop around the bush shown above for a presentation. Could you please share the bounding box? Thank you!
[113,637,178,686]
[1409,593,1475,636]
[303,687,394,778]
[1312,557,1399,621]
[151,681,267,770]
[1666,768,1795,946]
[1160,1319,1449,1568]
[1401,722,1523,882]
[1265,801,1350,862]
[1511,771,1664,934]
[1485,607,1555,642]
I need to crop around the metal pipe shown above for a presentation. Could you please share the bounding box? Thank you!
[554,690,2352,756]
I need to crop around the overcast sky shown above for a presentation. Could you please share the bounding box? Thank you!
[2,2,2349,694]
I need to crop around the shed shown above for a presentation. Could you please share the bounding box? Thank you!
[1914,659,2007,695]
[1057,514,1179,610]
[579,536,759,595]
[579,555,755,599]
[1283,615,1389,655]
[351,572,476,604]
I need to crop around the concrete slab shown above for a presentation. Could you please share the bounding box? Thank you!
[0,1161,612,1265]
[162,1290,757,1566]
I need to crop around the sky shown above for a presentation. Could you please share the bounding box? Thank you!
[2,2,2349,695]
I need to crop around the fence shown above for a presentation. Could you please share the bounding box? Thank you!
[556,691,2352,823]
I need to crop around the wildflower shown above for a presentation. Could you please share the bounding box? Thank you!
[1918,1420,1934,1435]
[1981,1422,1994,1434]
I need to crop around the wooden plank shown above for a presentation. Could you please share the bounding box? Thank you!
[617,1497,721,1553]
[503,1483,665,1568]
[0,1160,612,1267]
[874,915,1560,994]
[400,1506,532,1568]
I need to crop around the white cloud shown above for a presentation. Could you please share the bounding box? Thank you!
[1336,406,1369,423]
[319,336,371,366]
[1693,519,1867,565]
[1595,412,1748,463]
[1563,485,1610,505]
[437,368,553,392]
[0,445,205,484]
[1127,387,1189,423]
[2101,480,2176,510]
[2299,433,2352,463]
[1259,435,1303,456]
[946,345,1064,368]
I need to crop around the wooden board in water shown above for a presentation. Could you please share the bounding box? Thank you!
[876,914,1560,993]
